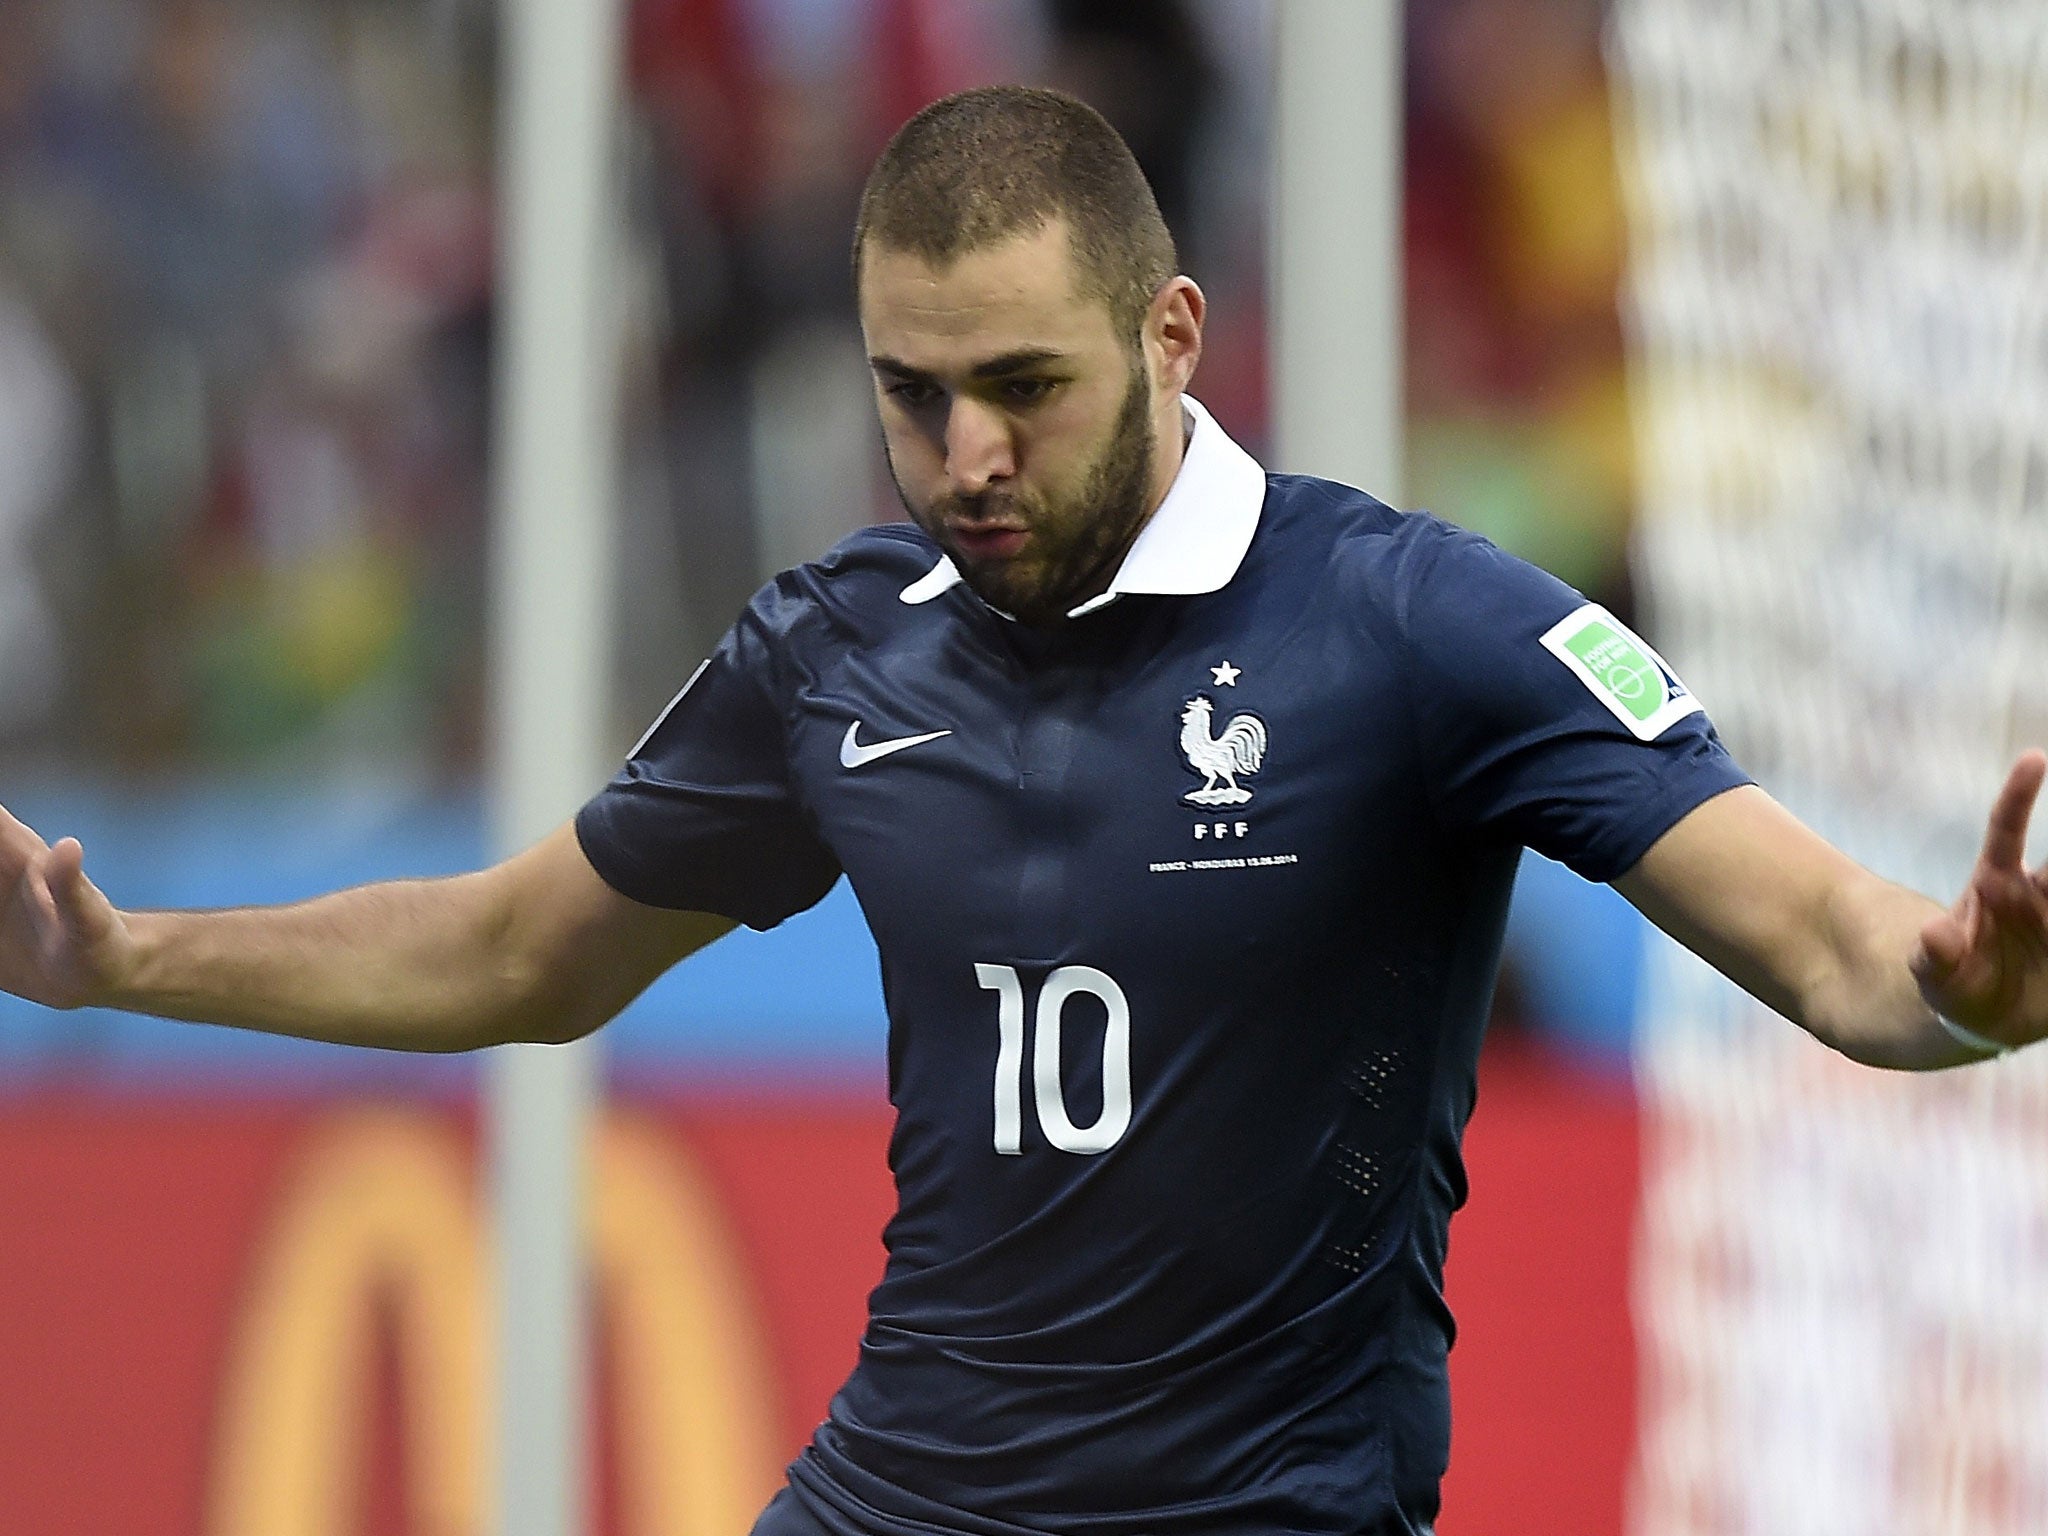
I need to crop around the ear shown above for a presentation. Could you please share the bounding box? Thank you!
[1145,276,1205,397]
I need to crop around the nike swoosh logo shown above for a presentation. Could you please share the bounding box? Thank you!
[840,722,952,769]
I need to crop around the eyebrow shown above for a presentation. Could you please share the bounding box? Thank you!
[869,347,1070,382]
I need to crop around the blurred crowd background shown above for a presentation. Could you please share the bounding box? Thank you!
[0,0,1637,1072]
[0,0,1625,774]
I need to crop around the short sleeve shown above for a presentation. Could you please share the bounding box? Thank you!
[1392,521,1751,882]
[574,585,842,929]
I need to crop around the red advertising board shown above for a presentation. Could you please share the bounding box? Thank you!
[0,1045,1634,1535]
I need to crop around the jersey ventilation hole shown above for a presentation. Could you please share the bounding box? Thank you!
[1325,1237,1384,1277]
[1332,1143,1383,1199]
[1342,1048,1402,1111]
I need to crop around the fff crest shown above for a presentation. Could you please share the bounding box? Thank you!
[1179,695,1267,807]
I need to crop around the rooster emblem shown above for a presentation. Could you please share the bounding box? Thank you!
[1179,695,1267,807]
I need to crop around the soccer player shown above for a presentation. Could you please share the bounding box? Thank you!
[3,87,2047,1536]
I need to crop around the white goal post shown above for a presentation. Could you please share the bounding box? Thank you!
[1611,3,2048,1532]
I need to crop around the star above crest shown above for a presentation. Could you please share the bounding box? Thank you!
[1210,661,1242,686]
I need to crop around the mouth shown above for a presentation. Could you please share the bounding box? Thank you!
[946,522,1029,562]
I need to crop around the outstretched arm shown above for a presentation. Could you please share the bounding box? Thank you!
[0,807,732,1052]
[1614,752,2048,1070]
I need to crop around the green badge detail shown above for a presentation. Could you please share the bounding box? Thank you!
[1540,602,1702,742]
[1560,621,1665,722]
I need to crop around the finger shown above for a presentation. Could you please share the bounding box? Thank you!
[20,856,64,946]
[1912,911,1967,980]
[1908,897,1974,978]
[1979,750,2048,874]
[1916,882,1987,982]
[0,801,48,864]
[45,837,85,898]
[1978,854,2048,940]
[43,839,106,933]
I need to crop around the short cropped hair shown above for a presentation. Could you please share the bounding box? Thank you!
[853,86,1179,344]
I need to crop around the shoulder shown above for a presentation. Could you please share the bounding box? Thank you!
[1252,479,1578,646]
[1257,472,1408,543]
[743,522,945,651]
[1256,475,1502,582]
[810,521,942,583]
[1327,497,1558,613]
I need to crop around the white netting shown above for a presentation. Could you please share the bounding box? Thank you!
[1611,2,2048,1532]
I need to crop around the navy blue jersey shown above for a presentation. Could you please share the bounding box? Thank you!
[576,402,1748,1536]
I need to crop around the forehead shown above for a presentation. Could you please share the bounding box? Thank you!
[858,222,1121,369]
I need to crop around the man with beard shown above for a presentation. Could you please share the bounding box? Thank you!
[6,87,2048,1536]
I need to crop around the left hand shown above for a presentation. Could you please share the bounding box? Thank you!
[1911,749,2048,1051]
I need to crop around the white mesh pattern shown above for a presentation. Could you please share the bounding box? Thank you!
[1611,3,2048,1531]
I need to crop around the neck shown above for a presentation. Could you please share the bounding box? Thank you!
[1098,395,1190,582]
[1003,392,1191,630]
[1145,394,1193,520]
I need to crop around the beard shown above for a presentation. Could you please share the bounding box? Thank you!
[897,364,1156,627]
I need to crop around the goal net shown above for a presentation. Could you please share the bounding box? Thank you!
[1610,3,2048,1532]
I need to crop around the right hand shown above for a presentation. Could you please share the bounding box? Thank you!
[0,804,133,1009]
[1911,750,2048,1053]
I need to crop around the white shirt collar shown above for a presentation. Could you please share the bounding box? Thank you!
[898,394,1268,616]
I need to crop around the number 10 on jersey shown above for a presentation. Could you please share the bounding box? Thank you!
[975,965,1133,1155]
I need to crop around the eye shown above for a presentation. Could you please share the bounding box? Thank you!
[1000,377,1058,406]
[884,378,942,408]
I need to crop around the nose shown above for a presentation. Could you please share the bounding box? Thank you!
[943,398,1016,496]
